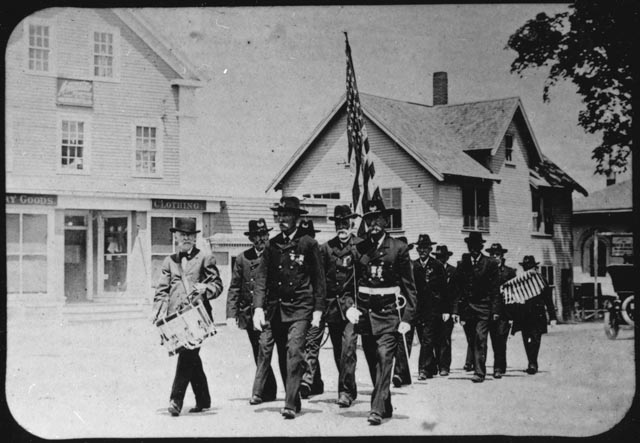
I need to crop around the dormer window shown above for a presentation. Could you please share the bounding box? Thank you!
[505,134,514,163]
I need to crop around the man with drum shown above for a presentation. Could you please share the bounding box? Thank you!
[485,243,517,379]
[226,218,278,405]
[346,198,417,425]
[452,232,501,383]
[512,255,557,375]
[252,196,326,419]
[152,218,223,416]
[432,244,456,377]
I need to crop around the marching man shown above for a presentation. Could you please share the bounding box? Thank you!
[347,199,417,425]
[152,218,223,417]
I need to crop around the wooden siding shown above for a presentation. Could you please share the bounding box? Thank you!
[5,9,182,195]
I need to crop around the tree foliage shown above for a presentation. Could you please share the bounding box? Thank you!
[506,0,637,174]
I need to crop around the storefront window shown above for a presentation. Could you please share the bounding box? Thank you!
[6,213,48,294]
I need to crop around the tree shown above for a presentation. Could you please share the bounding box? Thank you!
[506,0,636,175]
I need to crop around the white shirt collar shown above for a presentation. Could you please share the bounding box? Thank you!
[284,229,297,241]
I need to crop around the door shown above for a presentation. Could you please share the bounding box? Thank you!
[102,216,129,294]
[64,215,88,302]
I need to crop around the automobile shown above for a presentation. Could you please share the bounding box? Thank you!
[603,264,635,339]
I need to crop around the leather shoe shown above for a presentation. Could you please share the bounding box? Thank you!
[367,412,382,425]
[471,374,485,383]
[417,373,427,381]
[337,393,352,408]
[168,401,180,417]
[281,408,296,419]
[299,383,311,399]
[189,404,209,413]
[439,369,450,376]
[493,370,503,379]
[463,363,474,371]
[392,375,402,387]
[249,395,263,405]
[526,365,538,375]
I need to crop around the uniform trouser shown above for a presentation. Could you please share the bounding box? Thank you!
[362,332,397,417]
[465,316,491,378]
[434,317,454,372]
[253,313,309,411]
[327,320,358,400]
[170,348,210,410]
[416,316,438,376]
[521,328,542,368]
[301,319,325,393]
[392,325,415,384]
[246,326,278,400]
[488,318,511,373]
[463,321,476,368]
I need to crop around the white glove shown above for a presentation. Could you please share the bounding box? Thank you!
[193,282,208,295]
[253,308,266,331]
[442,313,451,322]
[345,307,361,324]
[311,311,322,328]
[451,314,460,324]
[398,321,411,335]
[550,319,557,327]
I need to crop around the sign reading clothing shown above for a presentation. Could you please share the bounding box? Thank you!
[6,193,57,206]
[152,199,206,211]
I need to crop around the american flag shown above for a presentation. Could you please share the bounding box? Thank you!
[345,32,381,224]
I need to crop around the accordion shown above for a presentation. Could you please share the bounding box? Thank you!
[501,269,547,305]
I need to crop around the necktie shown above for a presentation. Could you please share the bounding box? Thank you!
[284,236,290,244]
[181,256,188,272]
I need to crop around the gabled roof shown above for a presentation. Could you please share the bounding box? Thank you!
[268,92,564,192]
[535,155,588,196]
[574,179,631,213]
[112,9,202,83]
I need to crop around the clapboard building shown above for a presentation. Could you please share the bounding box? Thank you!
[268,72,588,319]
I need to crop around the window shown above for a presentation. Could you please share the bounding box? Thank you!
[59,118,89,172]
[135,125,159,175]
[462,186,489,231]
[302,193,341,199]
[540,265,555,287]
[585,238,608,277]
[505,134,514,163]
[6,213,48,294]
[382,187,402,230]
[531,188,553,235]
[27,23,51,72]
[150,216,197,286]
[93,31,115,78]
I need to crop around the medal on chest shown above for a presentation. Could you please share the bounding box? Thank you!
[289,250,305,266]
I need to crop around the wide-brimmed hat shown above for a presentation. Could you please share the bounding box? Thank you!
[464,231,486,245]
[434,245,453,257]
[299,219,320,233]
[414,234,437,248]
[519,255,540,268]
[485,243,508,255]
[328,205,358,221]
[361,198,392,218]
[397,236,414,250]
[270,196,308,215]
[244,218,273,236]
[169,218,200,234]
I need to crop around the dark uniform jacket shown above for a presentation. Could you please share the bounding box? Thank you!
[496,264,517,319]
[153,247,223,322]
[511,272,557,335]
[226,247,263,330]
[354,234,418,335]
[440,262,457,315]
[412,257,446,322]
[320,235,362,323]
[254,230,326,323]
[452,253,501,321]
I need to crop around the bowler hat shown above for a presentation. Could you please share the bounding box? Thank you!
[299,219,320,233]
[414,234,437,248]
[244,218,273,236]
[328,205,358,221]
[485,243,508,254]
[361,198,391,218]
[169,218,200,234]
[434,245,453,257]
[464,231,486,244]
[519,255,540,269]
[270,196,308,215]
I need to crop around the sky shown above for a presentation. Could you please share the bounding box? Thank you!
[138,4,625,199]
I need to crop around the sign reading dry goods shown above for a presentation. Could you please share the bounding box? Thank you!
[57,78,94,107]
[152,199,206,211]
[6,193,58,206]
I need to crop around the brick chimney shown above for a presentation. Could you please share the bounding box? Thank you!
[606,170,616,186]
[433,72,448,106]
